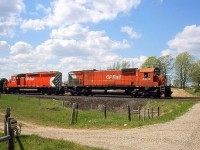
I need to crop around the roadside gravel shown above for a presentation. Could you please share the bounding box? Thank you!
[1,102,200,150]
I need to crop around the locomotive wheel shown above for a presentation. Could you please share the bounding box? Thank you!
[75,88,83,96]
[83,90,89,96]
[153,93,161,98]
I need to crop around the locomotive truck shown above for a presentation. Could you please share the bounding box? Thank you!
[67,67,172,98]
[4,71,64,95]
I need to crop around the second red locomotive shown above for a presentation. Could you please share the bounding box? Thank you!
[5,71,64,95]
[67,68,172,98]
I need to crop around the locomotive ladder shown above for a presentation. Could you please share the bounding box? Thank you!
[160,85,165,93]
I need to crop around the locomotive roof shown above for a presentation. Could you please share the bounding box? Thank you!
[139,68,155,73]
[69,68,139,72]
[10,71,60,76]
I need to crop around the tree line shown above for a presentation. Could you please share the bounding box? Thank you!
[108,52,200,88]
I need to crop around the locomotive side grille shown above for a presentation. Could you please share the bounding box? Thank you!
[53,72,62,89]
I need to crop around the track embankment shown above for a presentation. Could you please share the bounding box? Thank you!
[1,102,200,149]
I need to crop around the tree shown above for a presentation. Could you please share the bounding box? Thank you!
[174,52,193,88]
[190,60,200,87]
[158,55,175,76]
[141,56,160,68]
[108,61,131,70]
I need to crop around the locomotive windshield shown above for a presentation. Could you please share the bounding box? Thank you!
[154,68,160,76]
[68,73,76,80]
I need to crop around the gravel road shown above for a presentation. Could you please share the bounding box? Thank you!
[1,102,199,150]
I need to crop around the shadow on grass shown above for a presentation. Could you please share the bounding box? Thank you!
[16,136,24,150]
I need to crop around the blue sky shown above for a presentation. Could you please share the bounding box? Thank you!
[0,0,200,80]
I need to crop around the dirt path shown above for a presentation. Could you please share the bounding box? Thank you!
[171,88,195,97]
[1,102,200,150]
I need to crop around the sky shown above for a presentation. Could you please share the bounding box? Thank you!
[0,0,200,80]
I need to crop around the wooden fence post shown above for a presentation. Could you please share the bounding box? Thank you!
[151,107,153,119]
[71,103,76,125]
[91,104,93,110]
[148,108,150,119]
[104,104,107,120]
[8,117,15,150]
[158,107,160,117]
[75,103,78,123]
[138,106,140,121]
[71,103,78,125]
[4,108,11,135]
[143,109,145,121]
[127,105,131,122]
[62,101,65,108]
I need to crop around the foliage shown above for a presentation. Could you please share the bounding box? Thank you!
[107,60,131,70]
[141,56,160,68]
[190,60,200,87]
[0,133,103,150]
[141,55,174,78]
[158,55,174,76]
[174,52,193,88]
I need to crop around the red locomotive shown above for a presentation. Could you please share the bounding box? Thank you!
[5,71,64,95]
[67,68,172,98]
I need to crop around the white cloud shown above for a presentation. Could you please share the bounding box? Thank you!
[21,0,141,30]
[10,41,33,54]
[0,0,25,17]
[168,25,200,53]
[21,19,46,31]
[161,25,200,58]
[121,26,141,39]
[131,56,147,67]
[36,24,130,60]
[160,49,176,57]
[50,24,88,39]
[0,41,10,51]
[0,0,25,36]
[36,3,51,14]
[0,25,132,79]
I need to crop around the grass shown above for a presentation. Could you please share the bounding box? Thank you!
[0,94,196,128]
[185,87,200,97]
[0,133,104,150]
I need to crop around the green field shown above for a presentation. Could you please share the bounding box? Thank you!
[0,133,104,150]
[0,94,196,128]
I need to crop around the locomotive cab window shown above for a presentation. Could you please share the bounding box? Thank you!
[144,73,149,78]
[12,77,15,81]
[154,68,160,76]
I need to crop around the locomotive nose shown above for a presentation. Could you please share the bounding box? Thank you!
[50,77,55,87]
